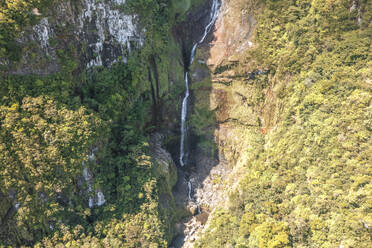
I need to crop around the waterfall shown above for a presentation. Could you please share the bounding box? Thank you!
[83,148,106,208]
[188,181,192,200]
[179,0,220,167]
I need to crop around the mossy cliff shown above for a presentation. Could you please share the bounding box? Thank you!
[0,0,371,247]
[186,0,371,247]
[0,0,208,246]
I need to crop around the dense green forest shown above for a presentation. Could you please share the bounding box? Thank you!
[1,0,371,247]
[195,0,372,247]
[0,44,168,246]
[0,0,189,247]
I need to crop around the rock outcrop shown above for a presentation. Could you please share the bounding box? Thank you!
[149,133,179,240]
[149,133,178,196]
[5,0,143,75]
[179,0,262,246]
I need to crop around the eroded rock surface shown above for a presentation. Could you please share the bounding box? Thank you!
[6,0,143,75]
[178,0,260,246]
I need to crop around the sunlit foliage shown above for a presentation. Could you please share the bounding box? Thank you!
[196,0,372,247]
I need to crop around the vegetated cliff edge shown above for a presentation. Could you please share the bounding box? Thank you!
[0,0,208,246]
[1,0,371,247]
[185,0,372,247]
[1,0,143,75]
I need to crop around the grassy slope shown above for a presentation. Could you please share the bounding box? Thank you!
[195,0,372,247]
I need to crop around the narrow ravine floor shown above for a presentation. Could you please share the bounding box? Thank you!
[170,148,232,248]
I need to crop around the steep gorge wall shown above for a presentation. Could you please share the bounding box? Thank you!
[2,0,370,247]
[187,0,372,247]
[0,0,179,246]
[178,1,265,245]
[0,0,218,246]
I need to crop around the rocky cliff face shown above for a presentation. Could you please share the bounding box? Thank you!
[6,0,142,75]
[170,0,264,246]
[2,0,370,246]
[1,1,208,246]
[184,0,372,247]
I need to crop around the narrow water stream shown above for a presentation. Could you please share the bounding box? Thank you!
[175,1,221,246]
[179,0,220,169]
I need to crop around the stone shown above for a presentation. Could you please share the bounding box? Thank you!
[32,8,41,16]
[9,0,143,75]
[149,133,178,190]
[304,77,314,87]
[196,211,209,225]
[174,222,184,235]
[187,202,198,216]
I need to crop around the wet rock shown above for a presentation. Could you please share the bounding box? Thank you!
[187,202,198,216]
[95,190,106,207]
[32,8,41,16]
[196,211,209,225]
[174,222,185,235]
[149,133,178,191]
[80,148,106,208]
[179,0,261,246]
[149,132,179,239]
[173,0,218,58]
[33,18,52,52]
[191,62,210,82]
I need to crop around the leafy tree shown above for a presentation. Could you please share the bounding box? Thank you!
[0,96,100,244]
[196,0,372,247]
[0,0,55,60]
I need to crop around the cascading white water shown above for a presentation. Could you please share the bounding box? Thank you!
[187,181,193,200]
[83,148,106,208]
[180,71,190,167]
[179,0,220,167]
